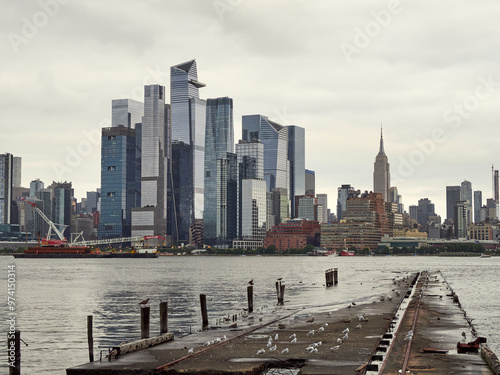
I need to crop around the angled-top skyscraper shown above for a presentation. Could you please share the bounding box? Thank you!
[242,115,288,192]
[373,127,390,201]
[170,60,206,243]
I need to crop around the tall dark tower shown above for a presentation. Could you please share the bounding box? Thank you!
[373,126,390,201]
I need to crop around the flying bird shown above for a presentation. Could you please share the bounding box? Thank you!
[139,298,150,305]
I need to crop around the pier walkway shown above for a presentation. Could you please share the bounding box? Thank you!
[67,271,496,374]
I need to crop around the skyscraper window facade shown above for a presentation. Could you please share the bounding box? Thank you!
[242,115,288,192]
[241,179,267,240]
[203,97,236,245]
[287,125,305,218]
[170,60,206,224]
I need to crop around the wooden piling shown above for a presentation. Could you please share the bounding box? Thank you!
[87,315,94,362]
[160,302,168,334]
[8,330,20,375]
[200,294,209,327]
[276,280,285,305]
[247,285,254,313]
[334,267,338,285]
[326,269,334,287]
[141,306,150,339]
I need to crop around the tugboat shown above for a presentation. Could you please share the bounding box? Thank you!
[339,239,355,256]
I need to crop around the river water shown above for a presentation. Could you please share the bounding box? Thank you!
[0,255,498,374]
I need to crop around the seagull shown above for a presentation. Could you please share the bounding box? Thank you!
[336,338,343,343]
[187,348,194,354]
[269,345,277,351]
[281,348,289,354]
[318,326,325,332]
[289,333,296,339]
[267,340,273,348]
[307,330,315,336]
[248,279,254,285]
[256,348,265,355]
[342,328,349,334]
[277,277,283,281]
[330,345,340,351]
[322,323,329,327]
[306,317,315,323]
[274,333,279,340]
[342,333,348,341]
[139,298,150,305]
[462,331,466,339]
[291,337,297,343]
[355,324,362,330]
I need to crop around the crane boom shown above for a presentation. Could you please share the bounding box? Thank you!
[22,198,67,242]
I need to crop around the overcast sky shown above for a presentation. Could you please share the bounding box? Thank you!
[2,0,500,218]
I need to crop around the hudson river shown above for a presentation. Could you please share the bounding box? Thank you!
[1,255,499,374]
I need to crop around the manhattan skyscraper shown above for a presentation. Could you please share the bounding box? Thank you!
[170,60,206,242]
[373,127,390,201]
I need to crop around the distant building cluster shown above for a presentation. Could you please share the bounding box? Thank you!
[2,60,500,251]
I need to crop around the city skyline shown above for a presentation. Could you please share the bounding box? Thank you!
[3,1,500,217]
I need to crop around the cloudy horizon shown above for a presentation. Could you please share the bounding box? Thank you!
[2,0,500,219]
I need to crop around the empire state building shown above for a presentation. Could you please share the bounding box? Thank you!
[373,128,390,201]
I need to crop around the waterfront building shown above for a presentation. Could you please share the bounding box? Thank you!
[373,128,390,201]
[242,114,288,192]
[131,84,168,239]
[417,198,435,226]
[460,180,473,224]
[287,125,305,217]
[337,184,358,221]
[170,59,206,225]
[203,97,236,245]
[468,223,493,241]
[0,153,13,224]
[263,219,320,251]
[321,192,389,251]
[267,188,289,229]
[454,200,468,238]
[240,179,267,241]
[295,195,319,221]
[474,191,482,224]
[99,125,139,239]
[305,169,315,196]
[235,140,264,239]
[385,201,403,232]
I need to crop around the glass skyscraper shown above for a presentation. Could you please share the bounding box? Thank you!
[170,60,206,227]
[0,153,13,224]
[242,115,288,192]
[203,97,236,245]
[287,125,305,217]
[241,179,267,240]
[99,125,139,238]
[132,84,168,238]
[52,182,72,240]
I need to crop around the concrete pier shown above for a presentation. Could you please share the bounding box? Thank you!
[67,271,496,375]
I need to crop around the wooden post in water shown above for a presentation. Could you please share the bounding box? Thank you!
[247,285,254,313]
[200,294,209,328]
[141,306,150,339]
[325,269,333,287]
[276,280,285,305]
[160,302,168,334]
[87,315,94,362]
[334,267,338,285]
[8,330,20,375]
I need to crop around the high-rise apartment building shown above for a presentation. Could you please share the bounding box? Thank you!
[170,60,206,224]
[316,193,328,223]
[52,182,72,239]
[203,97,236,245]
[454,200,468,238]
[474,191,482,224]
[241,179,267,240]
[30,179,44,197]
[99,125,140,238]
[373,128,390,201]
[242,115,288,192]
[0,153,13,224]
[417,198,435,226]
[236,140,264,239]
[446,186,461,221]
[460,180,472,224]
[305,169,315,197]
[111,99,144,128]
[337,184,358,221]
[287,125,305,218]
[12,157,21,187]
[131,84,167,238]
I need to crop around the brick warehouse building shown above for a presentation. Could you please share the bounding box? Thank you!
[263,219,320,251]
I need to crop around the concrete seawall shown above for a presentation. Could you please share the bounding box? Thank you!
[67,270,496,374]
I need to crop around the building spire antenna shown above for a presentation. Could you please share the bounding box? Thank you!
[379,123,385,154]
